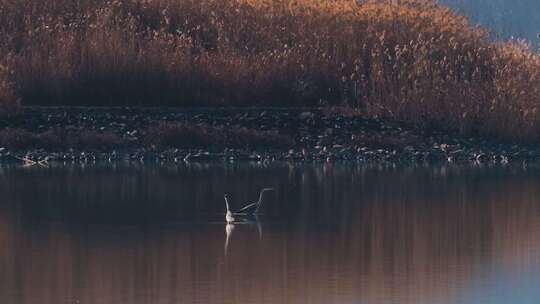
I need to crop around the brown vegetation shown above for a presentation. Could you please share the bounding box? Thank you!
[0,0,539,140]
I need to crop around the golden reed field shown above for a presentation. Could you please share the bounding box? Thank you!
[1,0,540,140]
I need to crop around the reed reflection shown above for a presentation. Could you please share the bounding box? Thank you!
[0,163,539,304]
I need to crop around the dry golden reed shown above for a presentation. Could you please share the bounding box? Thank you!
[0,0,540,140]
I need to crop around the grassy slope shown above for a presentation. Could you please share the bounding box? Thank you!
[0,0,540,141]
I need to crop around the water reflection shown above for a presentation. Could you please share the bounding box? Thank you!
[225,223,235,257]
[0,163,539,304]
[225,215,263,257]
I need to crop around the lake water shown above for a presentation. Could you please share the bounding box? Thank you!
[0,162,539,304]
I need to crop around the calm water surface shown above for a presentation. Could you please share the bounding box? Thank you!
[0,162,540,304]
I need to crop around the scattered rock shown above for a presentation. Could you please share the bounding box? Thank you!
[299,111,314,120]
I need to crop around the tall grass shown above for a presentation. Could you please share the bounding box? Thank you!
[0,0,540,140]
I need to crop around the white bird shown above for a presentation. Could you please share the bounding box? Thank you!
[224,195,235,223]
[226,188,274,216]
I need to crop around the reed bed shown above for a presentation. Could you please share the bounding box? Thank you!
[0,0,540,140]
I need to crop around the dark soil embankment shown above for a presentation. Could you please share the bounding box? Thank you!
[0,107,537,164]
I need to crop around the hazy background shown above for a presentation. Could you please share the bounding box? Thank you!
[441,0,540,43]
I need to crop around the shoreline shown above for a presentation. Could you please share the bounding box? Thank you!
[1,107,539,165]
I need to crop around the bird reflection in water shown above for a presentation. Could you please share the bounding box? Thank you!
[223,189,271,256]
[224,215,263,256]
[224,223,235,256]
